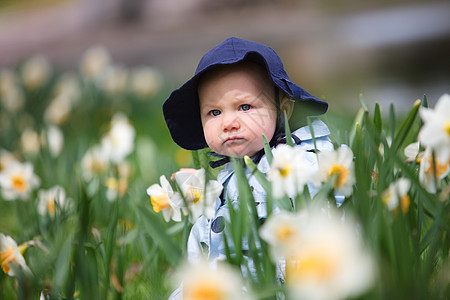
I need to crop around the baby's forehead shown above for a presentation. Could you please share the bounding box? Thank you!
[198,61,275,101]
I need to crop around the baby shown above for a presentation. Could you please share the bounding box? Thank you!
[163,37,334,298]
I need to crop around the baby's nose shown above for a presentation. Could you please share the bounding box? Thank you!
[222,113,240,131]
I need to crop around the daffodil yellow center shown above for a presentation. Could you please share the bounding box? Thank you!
[329,164,349,188]
[118,178,128,197]
[105,177,118,190]
[92,160,105,174]
[11,174,26,192]
[278,164,292,178]
[400,195,410,214]
[287,252,337,282]
[381,190,392,207]
[0,243,27,275]
[150,194,169,213]
[444,121,450,136]
[0,247,16,274]
[187,187,202,203]
[189,282,223,300]
[47,198,56,217]
[276,225,295,242]
[425,157,449,178]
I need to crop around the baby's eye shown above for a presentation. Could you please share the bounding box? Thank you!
[209,109,221,117]
[239,104,252,111]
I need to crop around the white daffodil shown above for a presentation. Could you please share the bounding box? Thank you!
[418,147,450,193]
[0,149,19,172]
[101,113,136,164]
[21,55,51,90]
[129,67,163,98]
[103,65,128,95]
[418,94,450,164]
[175,258,253,300]
[37,185,67,217]
[0,161,40,201]
[0,233,32,277]
[0,69,24,113]
[104,177,127,202]
[268,144,312,199]
[104,161,132,202]
[404,142,420,163]
[314,146,355,197]
[20,128,40,155]
[259,210,307,262]
[44,93,73,125]
[41,125,64,157]
[284,208,376,300]
[81,145,110,181]
[52,73,80,106]
[147,175,183,222]
[382,178,411,214]
[174,168,223,221]
[80,45,111,80]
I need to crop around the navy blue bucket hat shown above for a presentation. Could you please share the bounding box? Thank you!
[163,37,328,150]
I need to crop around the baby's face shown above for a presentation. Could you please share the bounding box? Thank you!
[199,64,277,158]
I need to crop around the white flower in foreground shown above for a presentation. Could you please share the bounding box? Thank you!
[176,258,252,300]
[314,146,355,197]
[101,113,136,163]
[268,144,312,199]
[284,208,376,300]
[147,175,183,222]
[0,161,40,200]
[0,233,31,277]
[80,45,111,80]
[382,178,411,214]
[259,210,306,261]
[37,186,67,217]
[419,94,450,164]
[175,168,223,220]
[418,147,450,193]
[21,55,51,89]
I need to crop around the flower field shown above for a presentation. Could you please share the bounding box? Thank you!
[0,46,449,300]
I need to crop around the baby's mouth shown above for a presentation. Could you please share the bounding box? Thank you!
[223,136,244,144]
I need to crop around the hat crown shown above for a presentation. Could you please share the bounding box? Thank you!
[195,37,286,78]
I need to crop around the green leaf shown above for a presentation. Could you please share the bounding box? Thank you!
[136,204,182,267]
[192,150,200,169]
[391,100,421,153]
[360,93,369,111]
[349,108,365,147]
[307,116,318,153]
[374,102,382,133]
[262,134,273,165]
[284,111,293,146]
[244,156,273,216]
[389,103,396,139]
[422,94,428,108]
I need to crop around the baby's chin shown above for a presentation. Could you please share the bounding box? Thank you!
[215,148,261,158]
